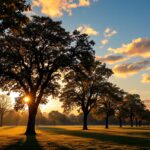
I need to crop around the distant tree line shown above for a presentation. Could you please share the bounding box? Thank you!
[1,107,150,128]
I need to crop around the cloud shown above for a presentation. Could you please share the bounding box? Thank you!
[104,28,117,38]
[23,11,37,19]
[108,38,150,58]
[100,27,117,46]
[141,74,150,83]
[77,25,99,36]
[113,60,150,78]
[96,54,127,64]
[101,39,108,45]
[32,0,97,18]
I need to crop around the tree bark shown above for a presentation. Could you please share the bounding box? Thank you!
[83,112,88,130]
[119,117,122,128]
[25,104,38,135]
[105,113,109,129]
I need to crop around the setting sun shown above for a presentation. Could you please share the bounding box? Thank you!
[23,96,30,103]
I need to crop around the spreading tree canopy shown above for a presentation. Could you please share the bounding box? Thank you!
[94,82,125,128]
[60,60,112,130]
[0,16,95,134]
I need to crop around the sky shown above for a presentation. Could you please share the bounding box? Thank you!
[22,0,150,112]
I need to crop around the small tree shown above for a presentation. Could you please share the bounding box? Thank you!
[115,101,127,127]
[95,83,125,129]
[0,16,94,135]
[124,94,143,127]
[60,61,112,130]
[0,94,12,127]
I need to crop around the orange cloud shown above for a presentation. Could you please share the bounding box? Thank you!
[96,54,127,64]
[77,25,99,36]
[141,74,150,83]
[109,38,150,58]
[32,0,97,18]
[113,60,150,78]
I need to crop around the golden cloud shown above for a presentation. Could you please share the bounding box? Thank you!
[113,60,150,78]
[109,38,150,58]
[96,54,127,64]
[77,25,99,36]
[32,0,97,18]
[141,74,150,83]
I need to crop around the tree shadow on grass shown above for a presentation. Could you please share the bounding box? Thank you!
[2,134,73,150]
[2,135,43,150]
[39,127,150,149]
[123,127,150,130]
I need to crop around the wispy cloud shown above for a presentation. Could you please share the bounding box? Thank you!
[113,60,150,78]
[141,74,150,83]
[96,54,127,64]
[32,0,97,18]
[108,38,150,58]
[104,28,117,38]
[77,25,99,36]
[100,27,117,46]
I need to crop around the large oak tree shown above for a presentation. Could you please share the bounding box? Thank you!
[0,16,94,135]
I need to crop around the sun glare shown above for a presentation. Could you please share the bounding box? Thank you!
[23,96,30,103]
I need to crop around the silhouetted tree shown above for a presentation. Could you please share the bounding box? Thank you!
[60,61,112,130]
[115,101,127,127]
[0,16,94,135]
[95,83,125,128]
[124,94,143,127]
[0,94,12,126]
[134,101,145,127]
[140,109,150,126]
[0,0,30,33]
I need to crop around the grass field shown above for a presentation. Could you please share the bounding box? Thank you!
[0,126,150,150]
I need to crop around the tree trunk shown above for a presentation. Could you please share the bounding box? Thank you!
[83,112,88,130]
[130,114,133,127]
[0,113,3,127]
[105,113,109,129]
[135,118,138,127]
[139,120,142,127]
[119,117,122,128]
[25,104,38,135]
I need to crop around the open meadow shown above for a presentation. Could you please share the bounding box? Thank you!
[0,126,149,150]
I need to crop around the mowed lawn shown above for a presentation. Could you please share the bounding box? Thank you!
[0,126,150,150]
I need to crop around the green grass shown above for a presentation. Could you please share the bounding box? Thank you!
[0,126,149,150]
